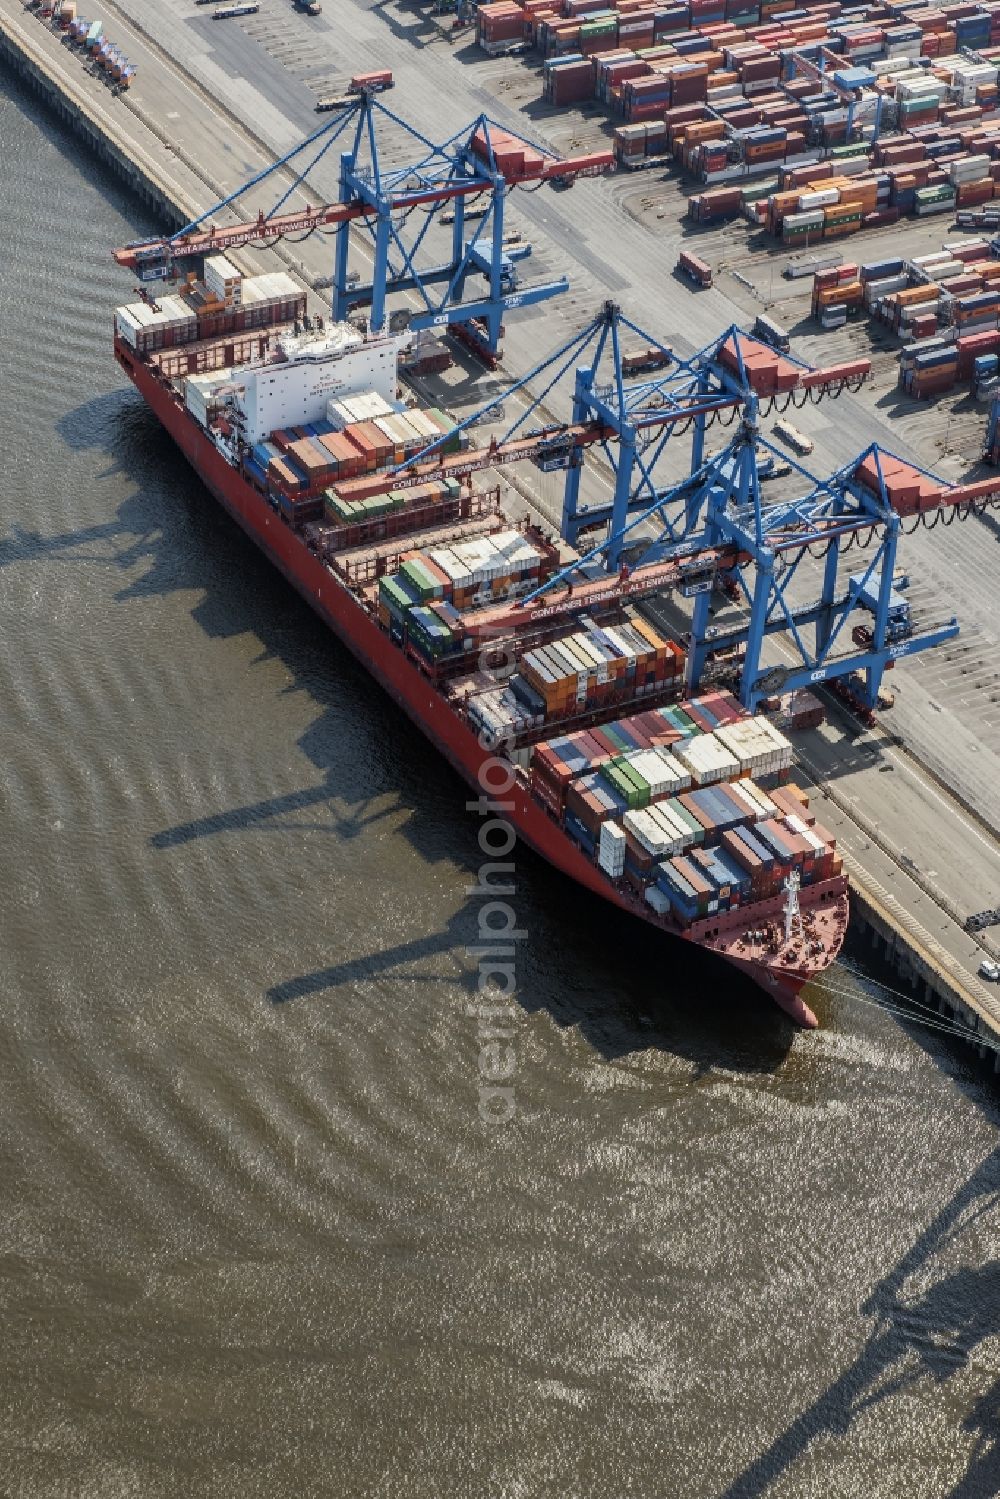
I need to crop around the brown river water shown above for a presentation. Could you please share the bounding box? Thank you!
[1,67,998,1499]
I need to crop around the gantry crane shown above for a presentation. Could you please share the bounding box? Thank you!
[113,79,613,364]
[782,46,889,143]
[330,303,999,716]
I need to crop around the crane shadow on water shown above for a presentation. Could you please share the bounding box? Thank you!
[715,1145,999,1499]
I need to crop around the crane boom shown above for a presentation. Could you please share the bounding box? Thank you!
[114,191,482,270]
[454,546,742,639]
[924,475,1000,509]
[115,136,612,272]
[331,424,614,501]
[853,451,1000,516]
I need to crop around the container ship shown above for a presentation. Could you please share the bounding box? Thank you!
[112,253,848,1027]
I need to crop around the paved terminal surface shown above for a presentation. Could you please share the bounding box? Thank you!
[3,0,999,1031]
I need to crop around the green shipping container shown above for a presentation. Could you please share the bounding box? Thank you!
[619,762,651,808]
[668,799,703,845]
[599,725,635,754]
[324,491,357,522]
[379,575,421,620]
[663,705,697,736]
[400,558,444,600]
[600,764,640,810]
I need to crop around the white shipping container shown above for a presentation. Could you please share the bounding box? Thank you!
[204,253,243,306]
[673,733,742,784]
[801,827,828,856]
[934,260,973,281]
[599,820,626,853]
[429,547,466,581]
[897,76,948,101]
[799,188,841,210]
[863,275,910,308]
[650,748,691,789]
[115,307,142,348]
[727,780,761,818]
[745,781,778,817]
[837,156,872,177]
[944,238,990,257]
[598,820,626,876]
[949,157,990,185]
[352,390,394,421]
[783,211,825,231]
[648,802,693,848]
[624,810,681,858]
[185,370,239,427]
[405,409,441,442]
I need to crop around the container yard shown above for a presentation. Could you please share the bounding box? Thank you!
[470,0,1000,268]
[2,0,999,1064]
[805,234,1000,400]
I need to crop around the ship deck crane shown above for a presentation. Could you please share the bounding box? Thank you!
[113,85,613,363]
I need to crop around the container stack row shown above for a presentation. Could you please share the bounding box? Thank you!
[528,689,748,815]
[244,403,459,522]
[653,792,841,922]
[525,691,841,917]
[738,112,1000,244]
[810,237,1000,394]
[380,527,548,612]
[465,610,685,744]
[376,529,556,677]
[60,9,136,88]
[115,269,305,355]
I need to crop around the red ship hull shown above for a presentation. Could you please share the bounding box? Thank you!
[116,339,848,1026]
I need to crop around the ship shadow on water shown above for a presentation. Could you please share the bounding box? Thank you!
[37,392,802,1075]
[715,1145,1000,1499]
[265,877,798,1076]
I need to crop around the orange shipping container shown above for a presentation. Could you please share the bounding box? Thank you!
[896,284,940,306]
[685,120,727,142]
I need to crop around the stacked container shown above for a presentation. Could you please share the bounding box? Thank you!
[714,716,793,775]
[204,255,243,307]
[598,820,627,877]
[476,1,526,52]
[599,746,691,809]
